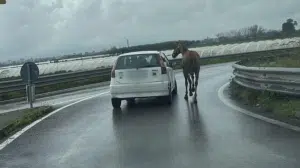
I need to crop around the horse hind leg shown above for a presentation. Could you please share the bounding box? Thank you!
[193,69,200,103]
[187,75,193,97]
[190,74,195,92]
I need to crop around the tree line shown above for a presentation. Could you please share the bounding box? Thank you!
[1,18,299,67]
[67,18,300,57]
[101,18,299,56]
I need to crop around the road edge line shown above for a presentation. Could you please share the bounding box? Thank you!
[218,82,300,132]
[0,91,110,151]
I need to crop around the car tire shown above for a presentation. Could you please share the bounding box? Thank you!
[173,80,177,95]
[164,87,173,105]
[112,98,121,108]
[126,98,135,106]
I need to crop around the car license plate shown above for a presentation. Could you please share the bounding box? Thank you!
[129,70,147,78]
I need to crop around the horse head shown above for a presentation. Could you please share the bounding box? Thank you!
[172,42,182,58]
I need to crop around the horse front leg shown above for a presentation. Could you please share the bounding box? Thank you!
[184,76,188,100]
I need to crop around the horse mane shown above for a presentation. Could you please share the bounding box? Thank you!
[181,44,188,52]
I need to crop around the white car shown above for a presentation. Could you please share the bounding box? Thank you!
[109,50,177,108]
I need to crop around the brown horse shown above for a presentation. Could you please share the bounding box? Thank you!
[172,42,201,103]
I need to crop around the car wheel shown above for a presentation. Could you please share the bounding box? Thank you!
[111,98,121,108]
[164,87,173,105]
[126,98,135,106]
[172,80,177,95]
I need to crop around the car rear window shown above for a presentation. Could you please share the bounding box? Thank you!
[115,54,161,69]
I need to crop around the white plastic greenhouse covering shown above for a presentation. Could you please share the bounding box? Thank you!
[1,37,300,79]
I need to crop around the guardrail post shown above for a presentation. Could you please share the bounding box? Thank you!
[26,84,35,108]
[26,64,34,108]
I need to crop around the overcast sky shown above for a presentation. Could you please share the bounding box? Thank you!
[0,0,299,62]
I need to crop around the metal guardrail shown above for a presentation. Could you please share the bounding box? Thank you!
[0,68,112,94]
[232,63,300,96]
[0,46,299,99]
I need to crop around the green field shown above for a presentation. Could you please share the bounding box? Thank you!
[255,55,300,67]
[241,50,300,68]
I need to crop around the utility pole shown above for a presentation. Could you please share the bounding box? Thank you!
[125,38,130,48]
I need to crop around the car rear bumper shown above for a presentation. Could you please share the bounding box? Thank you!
[110,81,170,99]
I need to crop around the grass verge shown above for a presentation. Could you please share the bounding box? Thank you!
[201,56,238,65]
[0,106,54,141]
[228,80,300,123]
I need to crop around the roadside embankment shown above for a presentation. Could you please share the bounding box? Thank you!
[0,106,54,142]
[228,53,300,126]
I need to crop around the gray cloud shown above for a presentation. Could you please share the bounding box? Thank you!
[0,0,299,61]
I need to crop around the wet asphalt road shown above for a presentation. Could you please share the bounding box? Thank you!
[1,62,300,168]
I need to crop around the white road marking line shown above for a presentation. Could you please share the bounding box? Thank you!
[218,82,300,132]
[0,91,110,151]
[39,95,100,107]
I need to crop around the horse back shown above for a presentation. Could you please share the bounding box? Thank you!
[188,50,200,67]
[182,50,200,73]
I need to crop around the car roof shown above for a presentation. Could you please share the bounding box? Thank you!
[118,50,162,57]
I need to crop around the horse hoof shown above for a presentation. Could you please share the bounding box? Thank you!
[194,99,198,103]
[191,88,195,92]
[189,92,193,96]
[184,95,188,100]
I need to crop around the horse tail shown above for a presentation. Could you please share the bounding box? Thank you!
[191,51,200,71]
[191,57,196,69]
